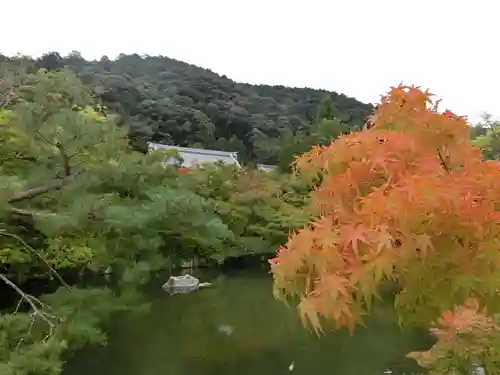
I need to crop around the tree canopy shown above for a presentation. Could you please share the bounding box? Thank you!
[270,85,500,374]
[7,51,500,375]
[0,55,338,374]
[1,52,373,166]
[0,64,237,374]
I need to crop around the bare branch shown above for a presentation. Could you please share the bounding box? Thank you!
[0,274,41,313]
[34,130,54,146]
[0,273,63,345]
[0,231,71,289]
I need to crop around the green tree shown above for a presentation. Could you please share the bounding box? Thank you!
[275,97,351,171]
[182,165,312,258]
[471,113,500,160]
[313,95,338,125]
[0,65,232,374]
[311,95,350,144]
[0,52,374,164]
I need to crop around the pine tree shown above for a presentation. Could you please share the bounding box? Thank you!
[0,63,232,374]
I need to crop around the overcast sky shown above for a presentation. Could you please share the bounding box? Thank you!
[3,0,498,123]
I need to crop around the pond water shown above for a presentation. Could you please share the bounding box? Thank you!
[63,268,432,375]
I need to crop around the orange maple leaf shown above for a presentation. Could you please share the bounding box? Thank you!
[341,224,371,258]
[414,234,433,258]
[441,311,454,324]
[372,230,394,256]
[271,84,500,358]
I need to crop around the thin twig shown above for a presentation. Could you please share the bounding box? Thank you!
[34,130,54,146]
[437,149,451,172]
[0,273,60,323]
[0,274,63,349]
[0,231,71,289]
[13,297,24,314]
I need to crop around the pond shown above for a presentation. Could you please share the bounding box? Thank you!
[63,268,432,375]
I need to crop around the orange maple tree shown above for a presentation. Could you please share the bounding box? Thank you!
[270,85,500,374]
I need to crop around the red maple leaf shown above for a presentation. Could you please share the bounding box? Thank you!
[441,311,454,324]
[179,167,191,176]
[443,110,455,118]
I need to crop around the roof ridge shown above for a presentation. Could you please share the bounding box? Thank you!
[148,142,238,157]
[148,142,241,168]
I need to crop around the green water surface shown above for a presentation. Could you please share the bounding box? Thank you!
[63,268,431,375]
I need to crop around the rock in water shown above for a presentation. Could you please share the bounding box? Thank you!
[162,274,212,295]
[217,324,234,336]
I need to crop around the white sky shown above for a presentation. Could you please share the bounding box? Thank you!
[3,0,498,123]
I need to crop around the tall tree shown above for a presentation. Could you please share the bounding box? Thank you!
[313,95,338,124]
[276,96,353,171]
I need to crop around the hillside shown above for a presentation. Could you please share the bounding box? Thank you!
[1,52,374,165]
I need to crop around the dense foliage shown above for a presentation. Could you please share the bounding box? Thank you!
[0,53,342,374]
[0,52,373,167]
[9,50,500,374]
[270,85,500,374]
[0,64,234,374]
[180,164,312,259]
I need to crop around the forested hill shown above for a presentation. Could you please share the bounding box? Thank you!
[1,52,374,164]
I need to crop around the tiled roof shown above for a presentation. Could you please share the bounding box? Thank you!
[148,142,241,168]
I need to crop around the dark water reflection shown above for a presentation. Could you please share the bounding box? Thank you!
[64,268,431,375]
